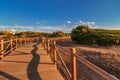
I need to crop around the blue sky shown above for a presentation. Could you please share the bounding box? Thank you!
[0,0,120,32]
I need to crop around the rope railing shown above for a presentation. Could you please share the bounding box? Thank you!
[55,47,72,80]
[42,38,119,80]
[74,54,119,80]
[0,37,40,60]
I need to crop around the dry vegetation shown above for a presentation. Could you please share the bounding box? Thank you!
[57,41,120,79]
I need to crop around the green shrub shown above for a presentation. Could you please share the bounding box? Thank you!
[71,25,120,46]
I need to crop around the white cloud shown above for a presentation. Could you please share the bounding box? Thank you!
[86,22,95,25]
[0,25,73,32]
[67,21,71,24]
[0,24,120,33]
[78,20,96,28]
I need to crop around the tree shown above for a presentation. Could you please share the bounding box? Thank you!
[50,31,65,37]
[71,25,89,40]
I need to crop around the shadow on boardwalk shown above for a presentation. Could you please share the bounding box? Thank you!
[0,71,19,80]
[27,43,42,80]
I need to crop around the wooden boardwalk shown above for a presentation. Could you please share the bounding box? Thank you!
[0,43,64,80]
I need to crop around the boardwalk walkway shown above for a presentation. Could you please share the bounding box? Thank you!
[0,43,64,80]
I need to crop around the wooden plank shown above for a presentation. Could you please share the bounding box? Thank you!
[0,43,64,80]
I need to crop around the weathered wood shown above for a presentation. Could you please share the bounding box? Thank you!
[28,38,30,44]
[71,48,77,80]
[43,39,46,50]
[37,37,39,43]
[20,38,22,47]
[53,40,56,65]
[15,38,18,49]
[10,38,13,53]
[42,39,44,47]
[24,38,26,45]
[47,39,50,53]
[29,38,31,44]
[0,43,63,80]
[0,40,4,59]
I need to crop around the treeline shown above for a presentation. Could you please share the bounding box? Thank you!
[49,31,70,37]
[0,31,70,39]
[0,31,50,39]
[71,25,120,46]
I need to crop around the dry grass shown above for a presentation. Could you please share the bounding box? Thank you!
[57,41,120,79]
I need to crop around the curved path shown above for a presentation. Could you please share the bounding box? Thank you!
[0,43,63,80]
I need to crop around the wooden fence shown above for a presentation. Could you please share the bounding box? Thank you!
[0,37,40,59]
[0,37,119,80]
[42,38,119,80]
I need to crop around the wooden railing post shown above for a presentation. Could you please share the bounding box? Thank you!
[71,48,77,80]
[36,38,37,43]
[10,38,13,52]
[37,37,39,43]
[28,38,30,44]
[15,38,18,49]
[30,38,32,44]
[47,39,50,53]
[28,38,29,44]
[29,38,31,44]
[20,38,22,47]
[31,38,33,43]
[53,40,56,64]
[42,39,44,47]
[44,39,46,50]
[26,38,28,45]
[24,38,26,45]
[0,40,4,59]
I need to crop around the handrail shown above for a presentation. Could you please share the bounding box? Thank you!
[55,46,72,80]
[0,37,41,59]
[4,43,10,53]
[75,54,119,80]
[42,38,119,80]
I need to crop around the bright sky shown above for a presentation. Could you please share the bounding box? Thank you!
[0,0,120,32]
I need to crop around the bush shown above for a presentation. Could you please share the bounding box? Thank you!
[71,25,120,46]
[71,25,89,40]
[49,31,70,37]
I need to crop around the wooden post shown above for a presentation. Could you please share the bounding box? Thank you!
[37,38,39,43]
[24,38,26,45]
[28,38,30,44]
[47,39,50,53]
[36,38,37,43]
[28,38,29,44]
[30,38,32,44]
[26,38,27,45]
[10,38,13,53]
[44,39,46,50]
[71,48,77,80]
[0,40,4,59]
[31,38,33,43]
[42,39,44,47]
[15,38,18,49]
[53,40,56,64]
[31,38,32,43]
[19,38,21,47]
[27,38,29,45]
[29,38,31,44]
